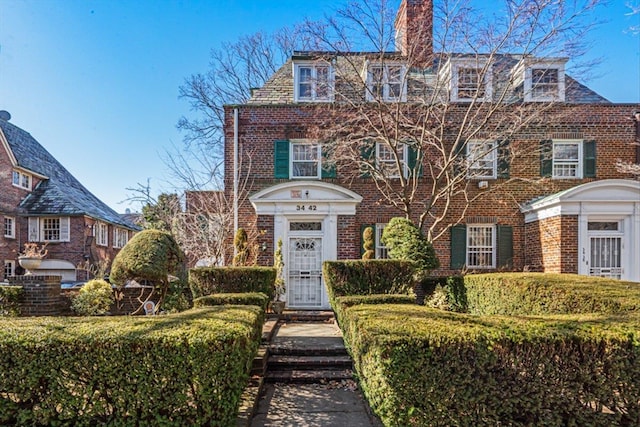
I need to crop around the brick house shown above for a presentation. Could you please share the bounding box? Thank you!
[223,0,640,310]
[0,111,139,281]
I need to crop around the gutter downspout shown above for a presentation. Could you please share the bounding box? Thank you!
[634,111,640,167]
[233,107,239,257]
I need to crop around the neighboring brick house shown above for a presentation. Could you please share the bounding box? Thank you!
[0,111,140,281]
[223,0,640,309]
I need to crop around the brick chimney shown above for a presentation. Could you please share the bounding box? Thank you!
[394,0,433,67]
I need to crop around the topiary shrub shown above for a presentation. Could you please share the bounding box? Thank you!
[381,217,439,278]
[362,226,375,260]
[71,279,114,316]
[110,229,186,311]
[233,228,249,266]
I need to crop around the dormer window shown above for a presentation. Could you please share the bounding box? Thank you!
[294,62,332,102]
[366,63,406,102]
[441,58,492,102]
[12,170,31,190]
[512,58,566,102]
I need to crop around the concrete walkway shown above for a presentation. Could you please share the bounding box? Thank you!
[249,315,381,427]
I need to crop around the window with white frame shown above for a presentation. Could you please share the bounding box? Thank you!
[467,141,497,179]
[4,260,15,279]
[467,224,496,268]
[96,222,108,246]
[375,223,389,259]
[291,142,321,178]
[376,142,407,178]
[28,217,70,242]
[113,228,129,249]
[12,170,31,190]
[447,59,492,102]
[522,62,565,102]
[552,140,582,178]
[4,217,15,238]
[367,63,406,102]
[294,63,332,102]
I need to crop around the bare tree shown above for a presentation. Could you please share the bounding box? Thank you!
[301,0,607,241]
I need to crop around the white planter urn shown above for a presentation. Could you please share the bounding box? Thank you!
[18,256,43,275]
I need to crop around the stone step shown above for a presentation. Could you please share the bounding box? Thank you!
[265,368,354,383]
[250,347,269,376]
[269,355,353,370]
[268,345,348,357]
[279,311,336,322]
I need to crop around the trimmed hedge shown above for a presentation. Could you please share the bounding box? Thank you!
[339,304,640,426]
[0,286,22,316]
[193,292,270,310]
[190,267,276,300]
[0,306,263,426]
[323,260,415,306]
[465,273,640,315]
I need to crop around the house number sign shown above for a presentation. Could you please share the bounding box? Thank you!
[296,205,317,211]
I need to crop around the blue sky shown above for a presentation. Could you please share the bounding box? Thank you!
[1,0,638,213]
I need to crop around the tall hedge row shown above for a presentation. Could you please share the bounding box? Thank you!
[340,304,640,427]
[0,306,263,426]
[464,273,640,315]
[190,266,276,300]
[322,260,415,306]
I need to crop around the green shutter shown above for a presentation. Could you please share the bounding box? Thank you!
[360,224,375,258]
[497,225,513,269]
[450,225,467,269]
[274,140,290,179]
[497,140,510,179]
[540,140,553,177]
[583,140,596,178]
[321,145,336,178]
[360,141,375,178]
[407,145,423,177]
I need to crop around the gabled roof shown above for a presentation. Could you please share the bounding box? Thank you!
[0,117,139,230]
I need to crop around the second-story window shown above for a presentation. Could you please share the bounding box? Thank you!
[291,142,321,178]
[294,63,332,102]
[113,228,129,249]
[552,140,582,178]
[376,142,407,178]
[96,222,108,246]
[467,141,497,179]
[367,64,406,102]
[12,170,31,190]
[444,58,492,102]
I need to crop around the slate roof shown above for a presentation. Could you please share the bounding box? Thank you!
[248,51,610,105]
[0,118,139,230]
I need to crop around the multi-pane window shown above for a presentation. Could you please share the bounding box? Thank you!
[42,218,61,241]
[467,141,497,179]
[467,225,495,268]
[552,141,582,178]
[376,143,407,178]
[375,223,389,259]
[4,217,15,238]
[12,170,31,190]
[367,64,405,102]
[96,222,108,246]
[457,68,484,99]
[531,68,559,99]
[294,63,332,102]
[4,260,15,279]
[291,143,320,178]
[113,228,129,249]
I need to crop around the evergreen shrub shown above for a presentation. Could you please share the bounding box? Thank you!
[0,286,22,317]
[0,306,263,426]
[323,260,415,306]
[190,266,276,300]
[193,292,269,310]
[71,279,114,316]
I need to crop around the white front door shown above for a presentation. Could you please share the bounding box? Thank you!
[588,221,623,279]
[288,235,323,308]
